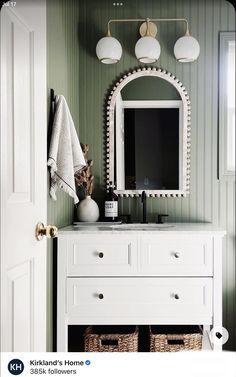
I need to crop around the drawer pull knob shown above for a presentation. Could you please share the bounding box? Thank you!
[98,293,104,300]
[174,294,180,300]
[174,252,180,258]
[98,252,104,258]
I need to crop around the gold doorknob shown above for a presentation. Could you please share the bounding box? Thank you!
[35,222,58,241]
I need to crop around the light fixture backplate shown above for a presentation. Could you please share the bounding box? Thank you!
[139,21,157,37]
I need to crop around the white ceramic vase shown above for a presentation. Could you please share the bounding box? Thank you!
[77,195,99,222]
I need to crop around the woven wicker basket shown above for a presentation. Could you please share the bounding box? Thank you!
[150,325,202,352]
[84,326,139,352]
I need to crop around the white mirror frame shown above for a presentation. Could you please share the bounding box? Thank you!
[106,67,191,197]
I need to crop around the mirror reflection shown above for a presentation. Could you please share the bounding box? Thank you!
[123,106,180,190]
[115,76,182,191]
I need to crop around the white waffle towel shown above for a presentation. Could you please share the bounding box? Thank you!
[47,95,86,204]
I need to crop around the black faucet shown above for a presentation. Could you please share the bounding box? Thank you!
[156,214,169,224]
[141,191,147,223]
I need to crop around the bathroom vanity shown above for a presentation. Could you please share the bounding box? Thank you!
[57,223,225,351]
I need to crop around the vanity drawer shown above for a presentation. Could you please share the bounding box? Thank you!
[66,236,138,276]
[66,278,212,324]
[140,236,213,276]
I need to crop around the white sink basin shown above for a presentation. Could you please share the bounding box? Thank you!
[111,223,174,230]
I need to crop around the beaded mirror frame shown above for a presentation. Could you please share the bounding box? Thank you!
[106,67,191,198]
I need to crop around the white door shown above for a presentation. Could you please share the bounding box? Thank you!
[0,0,47,351]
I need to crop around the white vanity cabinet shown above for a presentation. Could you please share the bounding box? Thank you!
[57,223,225,351]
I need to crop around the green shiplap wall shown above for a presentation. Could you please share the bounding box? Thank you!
[47,0,80,351]
[78,0,235,350]
[121,76,181,100]
[47,0,235,351]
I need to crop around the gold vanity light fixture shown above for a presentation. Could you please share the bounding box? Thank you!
[96,17,200,64]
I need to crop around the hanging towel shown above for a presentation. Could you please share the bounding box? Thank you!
[47,95,86,204]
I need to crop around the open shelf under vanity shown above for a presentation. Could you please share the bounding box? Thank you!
[67,325,213,352]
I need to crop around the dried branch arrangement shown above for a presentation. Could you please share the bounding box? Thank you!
[75,144,94,196]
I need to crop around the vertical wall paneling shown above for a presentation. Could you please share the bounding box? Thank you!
[204,0,212,224]
[47,0,80,351]
[47,0,235,350]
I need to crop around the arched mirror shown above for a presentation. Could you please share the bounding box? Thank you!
[106,67,191,197]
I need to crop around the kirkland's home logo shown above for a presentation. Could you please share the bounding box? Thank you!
[8,360,24,375]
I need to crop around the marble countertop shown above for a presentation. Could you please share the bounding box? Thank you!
[58,222,226,235]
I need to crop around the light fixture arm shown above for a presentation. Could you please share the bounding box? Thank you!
[145,18,151,36]
[107,17,190,36]
[97,16,199,64]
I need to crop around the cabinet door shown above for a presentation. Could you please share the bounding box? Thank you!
[140,236,213,276]
[66,278,212,325]
[66,235,138,276]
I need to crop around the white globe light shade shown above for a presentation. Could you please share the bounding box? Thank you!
[96,36,122,64]
[174,35,200,62]
[135,36,161,63]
